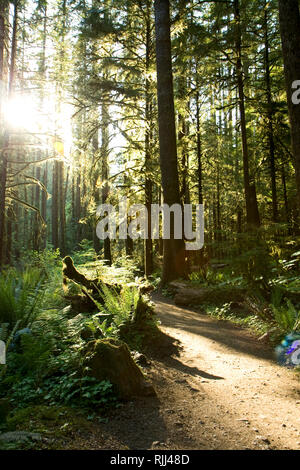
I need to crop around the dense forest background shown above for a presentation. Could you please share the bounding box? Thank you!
[1,0,300,282]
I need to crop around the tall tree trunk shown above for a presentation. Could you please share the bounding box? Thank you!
[40,4,48,249]
[33,154,41,251]
[177,0,190,207]
[0,0,18,267]
[58,161,66,255]
[0,0,8,121]
[281,164,290,224]
[92,131,101,254]
[278,0,300,215]
[125,216,134,256]
[264,3,278,222]
[154,0,187,284]
[57,0,66,254]
[101,99,112,266]
[196,90,203,206]
[195,87,205,267]
[178,113,189,204]
[41,162,48,248]
[234,0,260,227]
[216,162,221,242]
[5,205,12,264]
[75,162,81,244]
[144,2,153,277]
[51,161,59,249]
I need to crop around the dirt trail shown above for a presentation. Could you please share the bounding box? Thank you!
[150,295,300,450]
[70,295,300,450]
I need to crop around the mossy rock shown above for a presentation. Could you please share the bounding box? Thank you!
[82,339,156,400]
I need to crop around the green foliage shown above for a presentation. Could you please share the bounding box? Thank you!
[112,256,140,281]
[87,284,157,349]
[71,240,97,266]
[189,267,241,287]
[19,249,61,276]
[203,289,300,345]
[1,304,118,411]
[0,268,45,327]
[271,300,300,336]
[205,303,268,336]
[7,373,116,410]
[231,236,275,294]
[44,375,115,408]
[9,334,53,380]
[85,313,118,339]
[99,285,140,327]
[0,251,157,414]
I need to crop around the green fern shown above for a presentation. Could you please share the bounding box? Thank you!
[271,299,299,334]
[0,268,45,327]
[98,285,139,327]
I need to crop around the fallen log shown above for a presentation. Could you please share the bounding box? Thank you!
[174,286,246,307]
[62,256,153,313]
[62,256,121,295]
[62,256,122,312]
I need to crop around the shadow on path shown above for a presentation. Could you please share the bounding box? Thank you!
[163,354,224,380]
[153,294,275,362]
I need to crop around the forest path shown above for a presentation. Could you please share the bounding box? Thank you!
[147,294,300,450]
[71,294,300,450]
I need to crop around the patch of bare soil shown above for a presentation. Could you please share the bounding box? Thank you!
[63,294,300,450]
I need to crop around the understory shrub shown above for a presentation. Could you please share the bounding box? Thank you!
[0,268,45,327]
[0,254,157,414]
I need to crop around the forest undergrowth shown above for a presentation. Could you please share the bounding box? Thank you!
[0,234,300,449]
[185,232,300,349]
[0,246,159,449]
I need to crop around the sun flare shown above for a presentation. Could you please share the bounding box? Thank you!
[4,93,73,159]
[5,95,40,131]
